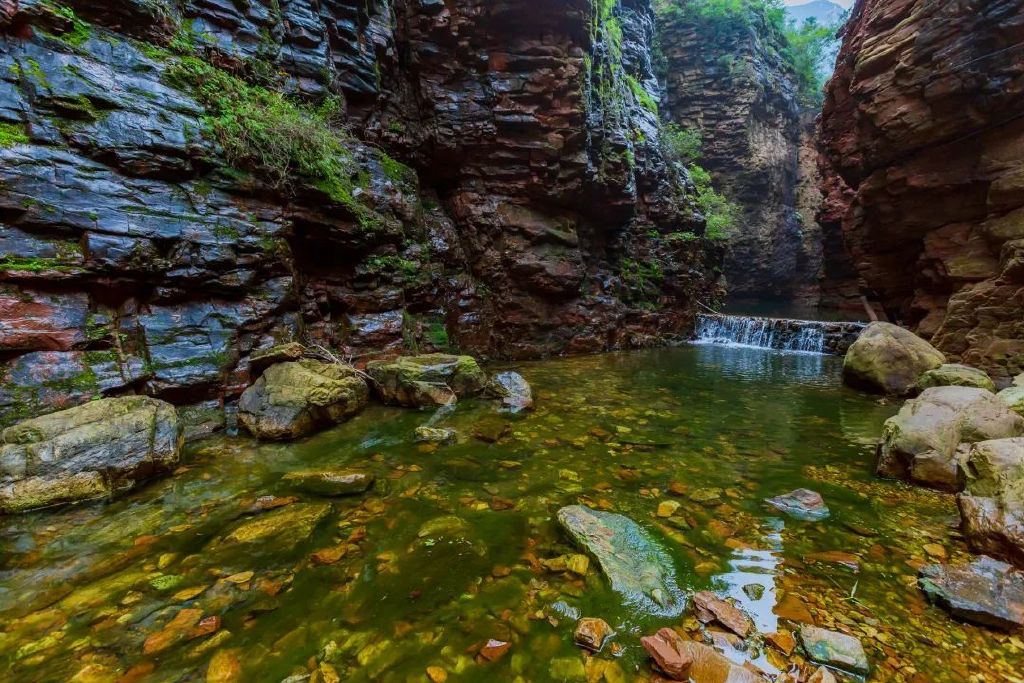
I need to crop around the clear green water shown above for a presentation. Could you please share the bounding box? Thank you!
[1,346,1021,682]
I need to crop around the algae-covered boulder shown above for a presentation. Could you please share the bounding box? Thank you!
[281,469,374,497]
[918,363,996,392]
[238,360,369,441]
[366,354,488,408]
[876,387,1024,491]
[0,396,181,513]
[211,502,331,553]
[557,505,684,616]
[489,371,534,413]
[843,322,945,395]
[996,386,1024,418]
[957,437,1024,566]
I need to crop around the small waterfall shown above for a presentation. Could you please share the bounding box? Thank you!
[693,314,864,355]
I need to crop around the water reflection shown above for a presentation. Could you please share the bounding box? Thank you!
[690,341,829,384]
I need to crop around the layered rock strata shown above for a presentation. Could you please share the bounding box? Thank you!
[0,0,724,429]
[819,0,1024,382]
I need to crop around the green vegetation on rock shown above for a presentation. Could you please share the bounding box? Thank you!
[0,121,29,147]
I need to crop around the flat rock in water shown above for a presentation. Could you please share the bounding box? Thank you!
[798,625,870,675]
[281,469,374,496]
[557,505,684,616]
[764,488,830,520]
[212,503,331,552]
[414,426,456,443]
[692,590,754,638]
[642,630,761,683]
[918,556,1024,630]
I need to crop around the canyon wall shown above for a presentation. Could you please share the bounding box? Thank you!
[819,0,1024,381]
[0,0,725,430]
[658,4,822,302]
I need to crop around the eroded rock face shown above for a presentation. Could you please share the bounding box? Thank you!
[0,0,724,430]
[658,5,819,300]
[0,396,181,513]
[877,387,1024,491]
[843,322,945,395]
[819,0,1024,382]
[237,361,369,440]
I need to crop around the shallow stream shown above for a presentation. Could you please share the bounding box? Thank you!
[2,346,1021,682]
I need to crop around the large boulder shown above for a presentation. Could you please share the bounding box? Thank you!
[957,437,1024,567]
[876,387,1024,491]
[238,360,369,441]
[843,322,945,395]
[0,396,181,513]
[917,364,996,393]
[557,505,684,616]
[366,354,488,408]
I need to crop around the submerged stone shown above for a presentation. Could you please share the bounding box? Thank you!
[414,426,456,444]
[0,396,181,513]
[573,617,614,652]
[798,624,869,674]
[693,591,754,638]
[764,488,830,520]
[489,371,534,413]
[918,363,996,393]
[918,556,1024,630]
[212,503,331,552]
[366,354,488,408]
[642,630,760,683]
[281,469,374,497]
[238,360,369,441]
[557,505,684,616]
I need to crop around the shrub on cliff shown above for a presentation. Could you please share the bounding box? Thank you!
[166,57,369,222]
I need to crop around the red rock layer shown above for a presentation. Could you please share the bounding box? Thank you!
[819,0,1024,381]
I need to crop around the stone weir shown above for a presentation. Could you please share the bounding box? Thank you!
[693,314,865,355]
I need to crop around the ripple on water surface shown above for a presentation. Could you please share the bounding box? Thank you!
[0,345,1020,682]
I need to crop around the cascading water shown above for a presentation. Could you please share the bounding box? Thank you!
[693,314,865,355]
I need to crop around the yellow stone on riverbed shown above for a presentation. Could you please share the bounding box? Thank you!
[657,500,681,518]
[923,543,947,559]
[426,665,448,682]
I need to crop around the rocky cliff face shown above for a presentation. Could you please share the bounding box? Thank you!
[658,5,821,301]
[0,0,724,430]
[819,0,1024,381]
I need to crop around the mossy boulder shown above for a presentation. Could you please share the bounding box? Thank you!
[238,360,369,441]
[0,396,181,513]
[281,469,374,496]
[876,387,1024,491]
[918,364,996,393]
[958,437,1024,567]
[843,322,945,395]
[996,386,1024,418]
[366,354,488,408]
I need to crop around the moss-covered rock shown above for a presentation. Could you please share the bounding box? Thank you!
[996,386,1024,418]
[211,502,331,553]
[281,469,374,497]
[249,342,306,378]
[918,364,996,393]
[366,354,488,408]
[0,396,181,513]
[238,360,369,441]
[877,387,1024,491]
[843,322,945,396]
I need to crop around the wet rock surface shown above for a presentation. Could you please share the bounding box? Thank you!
[876,386,1024,490]
[557,504,684,616]
[0,0,725,429]
[918,364,997,393]
[765,488,830,521]
[958,437,1024,566]
[0,395,181,513]
[489,371,534,414]
[919,556,1024,631]
[280,469,374,497]
[238,361,370,441]
[843,322,945,396]
[798,624,870,675]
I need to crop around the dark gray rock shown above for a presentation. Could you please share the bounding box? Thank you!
[919,556,1024,630]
